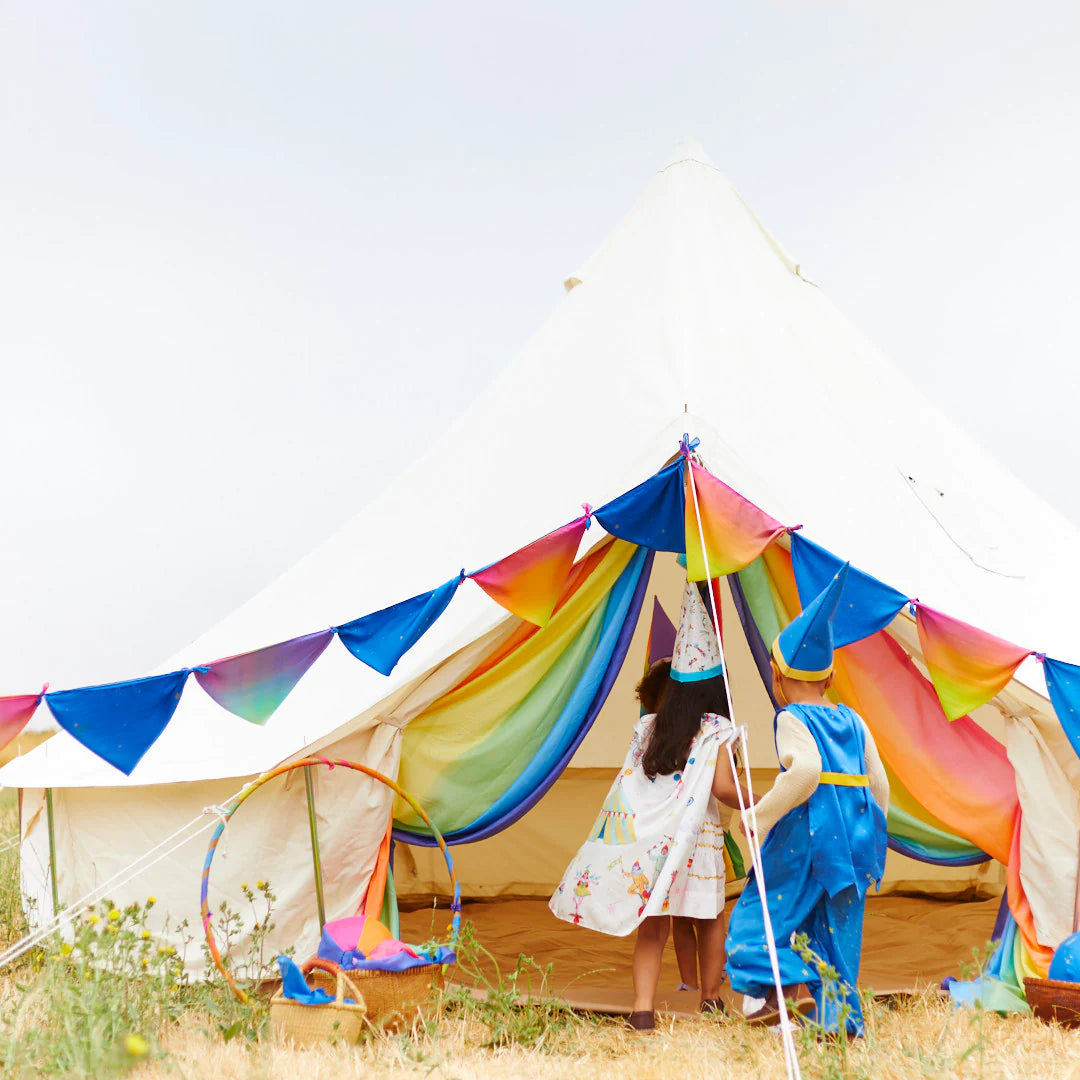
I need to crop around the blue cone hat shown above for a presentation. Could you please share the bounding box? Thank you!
[772,563,850,681]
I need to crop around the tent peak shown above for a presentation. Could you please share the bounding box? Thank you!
[660,137,720,173]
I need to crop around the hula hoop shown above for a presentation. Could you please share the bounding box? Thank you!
[199,756,461,1003]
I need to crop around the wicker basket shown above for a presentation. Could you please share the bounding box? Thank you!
[270,964,368,1046]
[1024,977,1080,1027]
[305,956,446,1031]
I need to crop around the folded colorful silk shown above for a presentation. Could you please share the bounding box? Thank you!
[316,926,455,971]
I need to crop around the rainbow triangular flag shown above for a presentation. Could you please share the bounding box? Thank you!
[194,630,334,725]
[0,690,45,753]
[915,605,1030,721]
[684,461,786,580]
[470,516,589,626]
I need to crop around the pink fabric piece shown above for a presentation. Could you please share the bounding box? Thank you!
[368,938,420,960]
[325,915,367,950]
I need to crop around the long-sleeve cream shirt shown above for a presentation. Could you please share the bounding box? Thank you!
[748,708,890,838]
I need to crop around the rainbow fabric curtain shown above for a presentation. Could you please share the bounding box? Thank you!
[393,538,652,845]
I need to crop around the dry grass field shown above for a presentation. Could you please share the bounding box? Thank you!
[0,765,1077,1079]
[124,992,1080,1080]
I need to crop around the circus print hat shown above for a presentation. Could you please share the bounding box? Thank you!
[772,562,851,680]
[671,580,724,683]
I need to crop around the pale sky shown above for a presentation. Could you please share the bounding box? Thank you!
[1,2,1078,693]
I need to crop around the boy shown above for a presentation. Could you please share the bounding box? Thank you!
[725,565,889,1035]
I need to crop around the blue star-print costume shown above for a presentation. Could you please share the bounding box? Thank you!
[726,701,887,1034]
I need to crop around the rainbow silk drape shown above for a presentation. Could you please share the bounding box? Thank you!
[393,539,652,845]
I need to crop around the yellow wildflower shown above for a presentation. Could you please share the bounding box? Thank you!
[140,929,151,940]
[124,1033,149,1057]
[146,895,157,906]
[60,944,73,956]
[88,914,100,925]
[256,880,266,889]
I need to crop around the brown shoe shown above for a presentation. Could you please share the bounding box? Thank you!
[628,1010,655,1031]
[699,997,727,1016]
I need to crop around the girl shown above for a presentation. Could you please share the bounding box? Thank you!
[635,657,705,998]
[550,580,752,1030]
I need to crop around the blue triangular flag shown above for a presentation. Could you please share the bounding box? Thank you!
[1043,657,1080,764]
[336,574,462,676]
[791,533,908,648]
[45,669,191,775]
[594,460,685,552]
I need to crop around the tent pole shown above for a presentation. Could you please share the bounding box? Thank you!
[45,788,59,914]
[303,767,327,932]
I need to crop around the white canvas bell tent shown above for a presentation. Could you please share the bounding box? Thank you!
[3,140,1078,987]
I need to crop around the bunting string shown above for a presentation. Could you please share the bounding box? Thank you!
[2,435,1076,778]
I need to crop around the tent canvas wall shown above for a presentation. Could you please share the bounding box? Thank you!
[3,141,1077,991]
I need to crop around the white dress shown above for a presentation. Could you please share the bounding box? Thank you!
[549,711,736,936]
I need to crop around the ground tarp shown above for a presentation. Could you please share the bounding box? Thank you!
[400,894,1001,1016]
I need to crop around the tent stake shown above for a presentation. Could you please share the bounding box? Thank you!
[304,766,327,932]
[45,788,59,914]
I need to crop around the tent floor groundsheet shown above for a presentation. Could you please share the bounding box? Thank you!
[399,893,999,1017]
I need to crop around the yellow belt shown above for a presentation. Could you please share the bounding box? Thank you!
[819,772,869,788]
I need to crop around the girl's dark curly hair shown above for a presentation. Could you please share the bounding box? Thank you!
[635,658,672,715]
[642,675,730,778]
